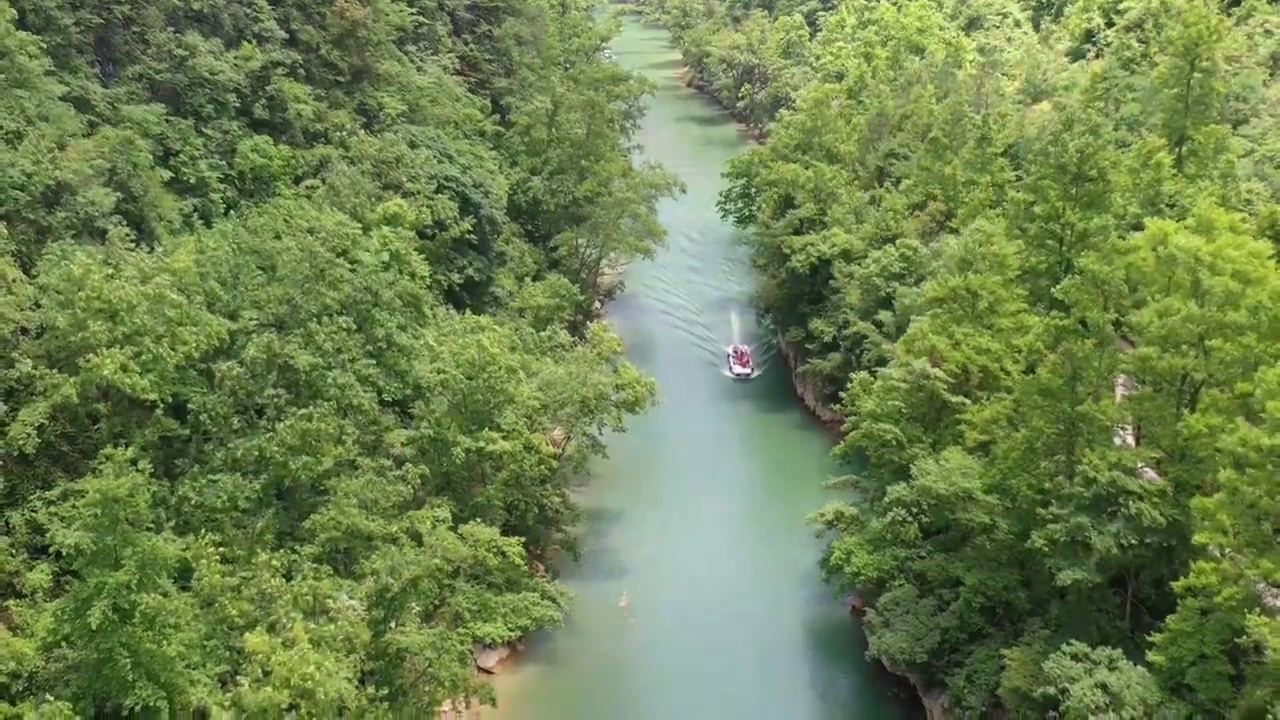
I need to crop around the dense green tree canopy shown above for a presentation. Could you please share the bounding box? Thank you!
[1,0,678,713]
[638,0,1279,714]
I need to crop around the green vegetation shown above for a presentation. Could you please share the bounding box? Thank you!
[637,0,1280,715]
[0,0,680,713]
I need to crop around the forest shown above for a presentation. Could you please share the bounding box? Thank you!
[634,0,1279,715]
[0,0,681,713]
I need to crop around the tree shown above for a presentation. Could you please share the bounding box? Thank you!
[687,0,1280,713]
[1,0,669,711]
[1038,641,1171,718]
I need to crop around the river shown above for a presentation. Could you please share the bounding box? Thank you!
[489,18,919,720]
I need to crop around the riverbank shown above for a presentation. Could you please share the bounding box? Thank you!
[433,260,637,718]
[775,331,843,431]
[660,47,841,431]
[771,315,953,715]
[593,259,628,317]
[616,9,766,141]
[654,21,944,720]
[674,65,767,143]
[483,17,915,719]
[775,343,948,718]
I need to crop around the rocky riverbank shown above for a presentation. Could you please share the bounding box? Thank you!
[675,65,767,143]
[593,259,627,317]
[846,594,954,720]
[433,615,533,717]
[777,335,953,715]
[441,266,631,719]
[774,332,844,431]
[765,258,948,718]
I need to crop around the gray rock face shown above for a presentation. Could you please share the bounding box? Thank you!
[473,644,512,674]
[776,332,842,427]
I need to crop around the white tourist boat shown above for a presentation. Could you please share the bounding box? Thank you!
[727,343,755,379]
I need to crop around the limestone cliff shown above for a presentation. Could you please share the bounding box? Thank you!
[775,332,843,429]
[847,597,955,720]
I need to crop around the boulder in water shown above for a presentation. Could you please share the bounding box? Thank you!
[473,643,512,673]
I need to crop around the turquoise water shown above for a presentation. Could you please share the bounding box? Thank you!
[489,19,920,720]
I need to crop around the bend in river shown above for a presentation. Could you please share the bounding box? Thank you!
[490,19,920,720]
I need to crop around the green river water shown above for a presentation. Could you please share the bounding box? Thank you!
[490,18,920,720]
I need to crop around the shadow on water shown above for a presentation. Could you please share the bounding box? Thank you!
[618,332,658,373]
[800,610,926,720]
[605,301,659,370]
[676,111,737,129]
[801,610,865,718]
[669,84,753,131]
[638,56,684,72]
[568,505,628,584]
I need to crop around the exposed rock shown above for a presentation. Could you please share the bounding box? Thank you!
[776,331,843,429]
[598,261,626,298]
[438,697,483,719]
[848,592,866,615]
[584,258,627,321]
[880,657,954,720]
[473,643,513,674]
[919,685,952,720]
